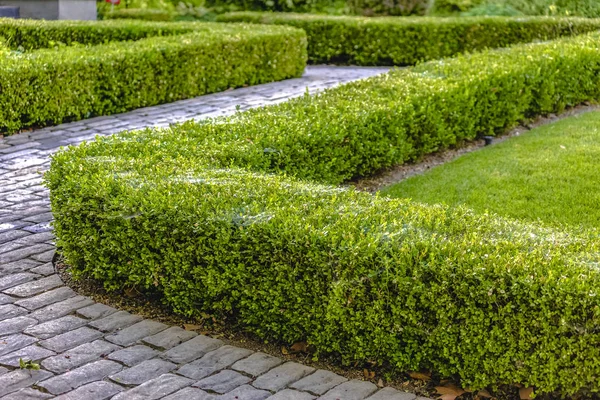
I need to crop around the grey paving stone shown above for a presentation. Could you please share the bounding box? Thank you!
[231,352,284,377]
[0,230,29,244]
[42,339,121,374]
[0,304,27,321]
[13,231,54,245]
[29,263,55,276]
[0,243,53,264]
[0,294,14,305]
[365,387,417,400]
[318,380,378,400]
[0,316,37,336]
[220,384,271,400]
[0,333,38,356]
[253,362,315,392]
[177,345,253,380]
[162,334,223,364]
[52,381,124,400]
[39,359,122,394]
[15,286,76,311]
[163,387,216,400]
[106,319,169,346]
[29,296,94,322]
[3,275,62,298]
[0,387,54,399]
[0,369,53,397]
[39,326,103,352]
[0,344,55,367]
[112,373,194,400]
[267,389,316,400]
[110,358,177,386]
[0,259,40,275]
[0,273,37,291]
[89,311,143,332]
[108,344,158,367]
[76,303,117,320]
[193,369,251,394]
[25,315,88,339]
[290,370,347,395]
[30,249,55,262]
[143,326,197,350]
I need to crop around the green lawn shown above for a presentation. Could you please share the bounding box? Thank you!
[382,111,600,229]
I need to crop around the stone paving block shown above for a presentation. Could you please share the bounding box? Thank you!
[0,304,27,321]
[163,387,216,400]
[3,275,62,298]
[108,344,159,367]
[0,273,37,291]
[39,326,103,352]
[193,369,251,394]
[89,311,143,332]
[0,387,54,399]
[143,326,197,350]
[39,359,123,395]
[0,229,29,244]
[110,358,176,386]
[162,334,223,364]
[112,373,194,400]
[30,249,55,262]
[0,294,13,305]
[365,387,417,400]
[267,389,317,400]
[0,369,53,397]
[177,345,253,380]
[106,319,169,346]
[0,316,37,336]
[220,384,271,400]
[290,369,347,395]
[0,259,40,275]
[22,212,53,224]
[318,380,378,400]
[52,381,124,400]
[0,344,55,367]
[253,362,315,392]
[13,231,54,245]
[231,352,284,377]
[15,286,76,311]
[42,339,121,374]
[0,333,38,356]
[76,303,117,320]
[24,315,87,339]
[0,243,53,264]
[30,296,94,323]
[28,263,55,276]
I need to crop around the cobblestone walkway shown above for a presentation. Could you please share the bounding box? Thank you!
[0,66,428,400]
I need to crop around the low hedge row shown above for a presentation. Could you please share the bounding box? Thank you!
[48,32,600,395]
[103,8,176,22]
[0,18,197,50]
[216,12,600,65]
[0,23,306,133]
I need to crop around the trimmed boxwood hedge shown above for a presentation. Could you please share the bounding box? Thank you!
[216,11,600,65]
[0,22,306,133]
[103,8,176,22]
[48,32,600,395]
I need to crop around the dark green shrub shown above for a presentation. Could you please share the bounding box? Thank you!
[48,32,600,395]
[347,0,431,16]
[433,0,600,17]
[461,2,523,16]
[216,12,600,65]
[205,0,344,13]
[0,23,306,133]
[103,8,176,21]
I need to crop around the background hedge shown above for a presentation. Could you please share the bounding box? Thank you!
[48,31,600,395]
[216,12,600,65]
[103,8,176,21]
[0,22,306,133]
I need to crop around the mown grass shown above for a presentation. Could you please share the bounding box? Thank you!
[382,111,600,229]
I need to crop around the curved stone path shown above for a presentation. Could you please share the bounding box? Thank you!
[0,66,429,400]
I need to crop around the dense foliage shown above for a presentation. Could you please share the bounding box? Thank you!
[216,12,600,65]
[48,32,600,395]
[432,0,600,17]
[103,8,176,20]
[0,20,306,133]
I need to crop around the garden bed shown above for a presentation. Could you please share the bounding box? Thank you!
[47,31,600,397]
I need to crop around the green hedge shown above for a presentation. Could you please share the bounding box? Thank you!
[103,8,176,22]
[0,22,306,133]
[0,18,197,50]
[216,12,600,65]
[48,32,600,395]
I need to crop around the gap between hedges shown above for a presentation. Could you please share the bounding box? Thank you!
[47,27,600,397]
